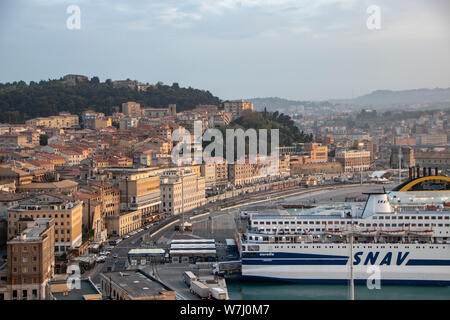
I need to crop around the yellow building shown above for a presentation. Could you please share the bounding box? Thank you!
[106,210,141,237]
[223,100,253,120]
[118,176,161,223]
[7,194,83,255]
[26,112,79,128]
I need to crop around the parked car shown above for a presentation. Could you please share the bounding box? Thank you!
[113,253,118,259]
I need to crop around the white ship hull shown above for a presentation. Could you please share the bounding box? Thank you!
[242,244,450,285]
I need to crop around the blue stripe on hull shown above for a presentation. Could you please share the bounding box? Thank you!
[242,275,450,286]
[243,259,348,265]
[242,252,348,259]
[406,259,450,266]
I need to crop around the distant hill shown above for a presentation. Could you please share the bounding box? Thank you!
[0,77,221,123]
[331,87,450,106]
[247,97,330,113]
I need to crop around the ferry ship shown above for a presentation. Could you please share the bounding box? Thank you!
[240,183,450,285]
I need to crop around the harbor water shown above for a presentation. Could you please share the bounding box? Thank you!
[226,278,450,300]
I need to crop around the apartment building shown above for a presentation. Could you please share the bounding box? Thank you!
[223,100,253,120]
[160,170,206,215]
[200,163,216,187]
[60,150,86,166]
[335,150,371,173]
[7,194,83,255]
[228,162,260,186]
[106,210,142,237]
[303,143,328,163]
[417,134,447,146]
[26,112,79,128]
[0,134,28,150]
[121,101,141,117]
[3,218,54,300]
[118,175,161,223]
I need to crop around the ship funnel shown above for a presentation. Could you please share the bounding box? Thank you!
[361,192,393,218]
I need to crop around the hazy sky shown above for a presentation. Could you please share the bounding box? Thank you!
[0,0,449,101]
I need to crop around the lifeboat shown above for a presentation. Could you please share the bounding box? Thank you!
[356,229,377,236]
[426,205,440,211]
[443,202,450,207]
[407,229,434,237]
[380,229,406,236]
[324,229,343,235]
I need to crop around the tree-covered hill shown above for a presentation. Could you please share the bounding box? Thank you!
[0,78,221,123]
[213,110,313,160]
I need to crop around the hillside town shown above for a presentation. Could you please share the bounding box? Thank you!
[0,75,449,300]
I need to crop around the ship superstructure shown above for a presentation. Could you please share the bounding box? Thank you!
[240,192,450,285]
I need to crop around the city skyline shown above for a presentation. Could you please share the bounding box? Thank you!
[0,0,449,101]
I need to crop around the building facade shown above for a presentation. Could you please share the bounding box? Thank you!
[223,100,253,120]
[7,194,83,255]
[3,218,54,300]
[160,170,206,215]
[335,150,371,173]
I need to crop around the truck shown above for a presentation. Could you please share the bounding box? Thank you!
[190,280,210,299]
[210,287,227,300]
[183,271,197,287]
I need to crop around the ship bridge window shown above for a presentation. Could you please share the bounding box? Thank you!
[278,222,283,225]
[379,216,384,220]
[385,216,390,220]
[445,217,449,220]
[398,216,403,220]
[405,216,410,220]
[291,221,295,225]
[272,222,277,225]
[438,217,443,220]
[411,216,416,220]
[253,222,258,225]
[418,224,423,227]
[284,221,289,224]
[248,245,260,251]
[266,222,270,225]
[418,216,423,220]
[445,224,450,227]
[439,224,443,227]
[392,224,397,227]
[386,224,391,227]
[431,217,436,220]
[424,217,430,220]
[391,216,396,220]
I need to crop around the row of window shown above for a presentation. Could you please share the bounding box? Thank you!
[375,216,449,220]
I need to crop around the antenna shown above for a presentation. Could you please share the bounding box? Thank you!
[398,146,402,184]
